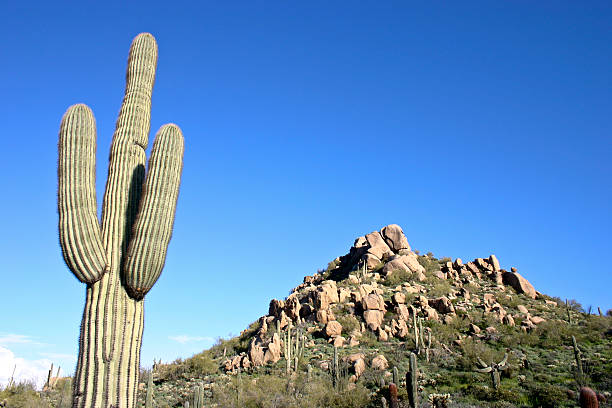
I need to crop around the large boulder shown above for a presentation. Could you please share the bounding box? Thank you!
[363,310,384,331]
[371,354,389,370]
[361,293,385,311]
[429,296,455,314]
[502,271,536,299]
[489,254,501,271]
[325,321,343,338]
[264,333,282,364]
[381,253,425,276]
[365,231,394,260]
[380,224,411,252]
[313,281,339,309]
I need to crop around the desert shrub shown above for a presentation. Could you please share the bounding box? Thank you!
[418,255,442,275]
[211,374,371,408]
[456,337,505,372]
[0,380,47,408]
[525,382,569,408]
[464,384,522,403]
[429,281,453,297]
[382,269,413,286]
[336,315,360,336]
[186,353,219,375]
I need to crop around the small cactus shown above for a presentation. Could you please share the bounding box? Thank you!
[406,352,418,408]
[388,383,399,408]
[579,387,599,408]
[475,353,508,389]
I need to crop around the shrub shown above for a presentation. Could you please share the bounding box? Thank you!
[186,353,219,375]
[336,315,360,336]
[382,269,413,286]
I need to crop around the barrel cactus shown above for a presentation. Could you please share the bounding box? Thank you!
[58,33,184,407]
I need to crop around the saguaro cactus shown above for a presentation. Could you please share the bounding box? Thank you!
[58,33,184,408]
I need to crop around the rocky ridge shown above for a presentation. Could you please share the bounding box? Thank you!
[222,224,543,375]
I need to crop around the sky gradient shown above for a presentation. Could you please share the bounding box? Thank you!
[1,1,611,387]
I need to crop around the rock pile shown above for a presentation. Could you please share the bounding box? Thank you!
[222,224,542,373]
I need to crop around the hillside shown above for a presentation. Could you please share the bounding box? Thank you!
[6,224,611,408]
[140,224,612,408]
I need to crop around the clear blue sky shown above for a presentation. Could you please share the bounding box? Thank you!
[1,1,611,386]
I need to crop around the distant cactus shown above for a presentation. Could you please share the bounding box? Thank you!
[428,393,451,408]
[388,383,399,408]
[392,366,399,386]
[191,385,205,408]
[58,33,184,407]
[145,370,154,408]
[406,352,418,408]
[572,336,585,387]
[579,387,599,408]
[475,353,508,389]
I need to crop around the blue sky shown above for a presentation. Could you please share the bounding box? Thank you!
[1,1,611,386]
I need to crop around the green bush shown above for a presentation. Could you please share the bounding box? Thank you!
[336,315,360,336]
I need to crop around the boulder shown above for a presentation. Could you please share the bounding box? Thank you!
[354,357,366,377]
[395,304,410,321]
[264,333,282,364]
[502,271,536,299]
[332,336,346,347]
[284,295,301,320]
[248,337,265,367]
[365,231,394,260]
[371,355,389,371]
[517,305,529,314]
[382,253,425,276]
[325,321,343,338]
[429,297,455,314]
[362,293,385,311]
[392,292,406,304]
[363,310,384,331]
[489,254,501,271]
[269,299,285,318]
[380,224,411,252]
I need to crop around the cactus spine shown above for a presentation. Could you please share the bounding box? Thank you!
[58,33,184,408]
[406,352,418,408]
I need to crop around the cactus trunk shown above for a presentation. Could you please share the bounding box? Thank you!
[58,33,183,408]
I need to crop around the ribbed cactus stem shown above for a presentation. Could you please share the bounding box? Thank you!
[412,307,419,352]
[572,335,584,386]
[58,33,183,408]
[389,383,399,408]
[145,370,154,408]
[406,352,418,408]
[332,346,339,388]
[579,387,599,408]
[392,366,398,386]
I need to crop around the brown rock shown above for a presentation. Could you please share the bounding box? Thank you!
[392,292,406,304]
[284,295,301,321]
[362,293,385,311]
[248,337,265,367]
[517,305,529,314]
[316,309,329,325]
[489,254,501,271]
[469,323,481,334]
[264,333,282,364]
[377,327,389,341]
[325,321,343,338]
[530,316,546,325]
[332,336,346,347]
[429,296,455,314]
[354,357,366,377]
[269,299,285,317]
[365,231,394,260]
[502,271,536,299]
[371,354,389,370]
[396,304,410,321]
[363,310,384,331]
[380,224,411,252]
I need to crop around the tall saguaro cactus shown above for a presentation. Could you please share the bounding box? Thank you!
[58,33,184,408]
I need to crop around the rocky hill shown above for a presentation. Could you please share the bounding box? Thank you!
[137,224,611,408]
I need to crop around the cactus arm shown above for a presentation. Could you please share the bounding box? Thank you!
[58,104,107,283]
[499,353,508,367]
[475,366,493,373]
[476,357,489,368]
[123,124,184,299]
